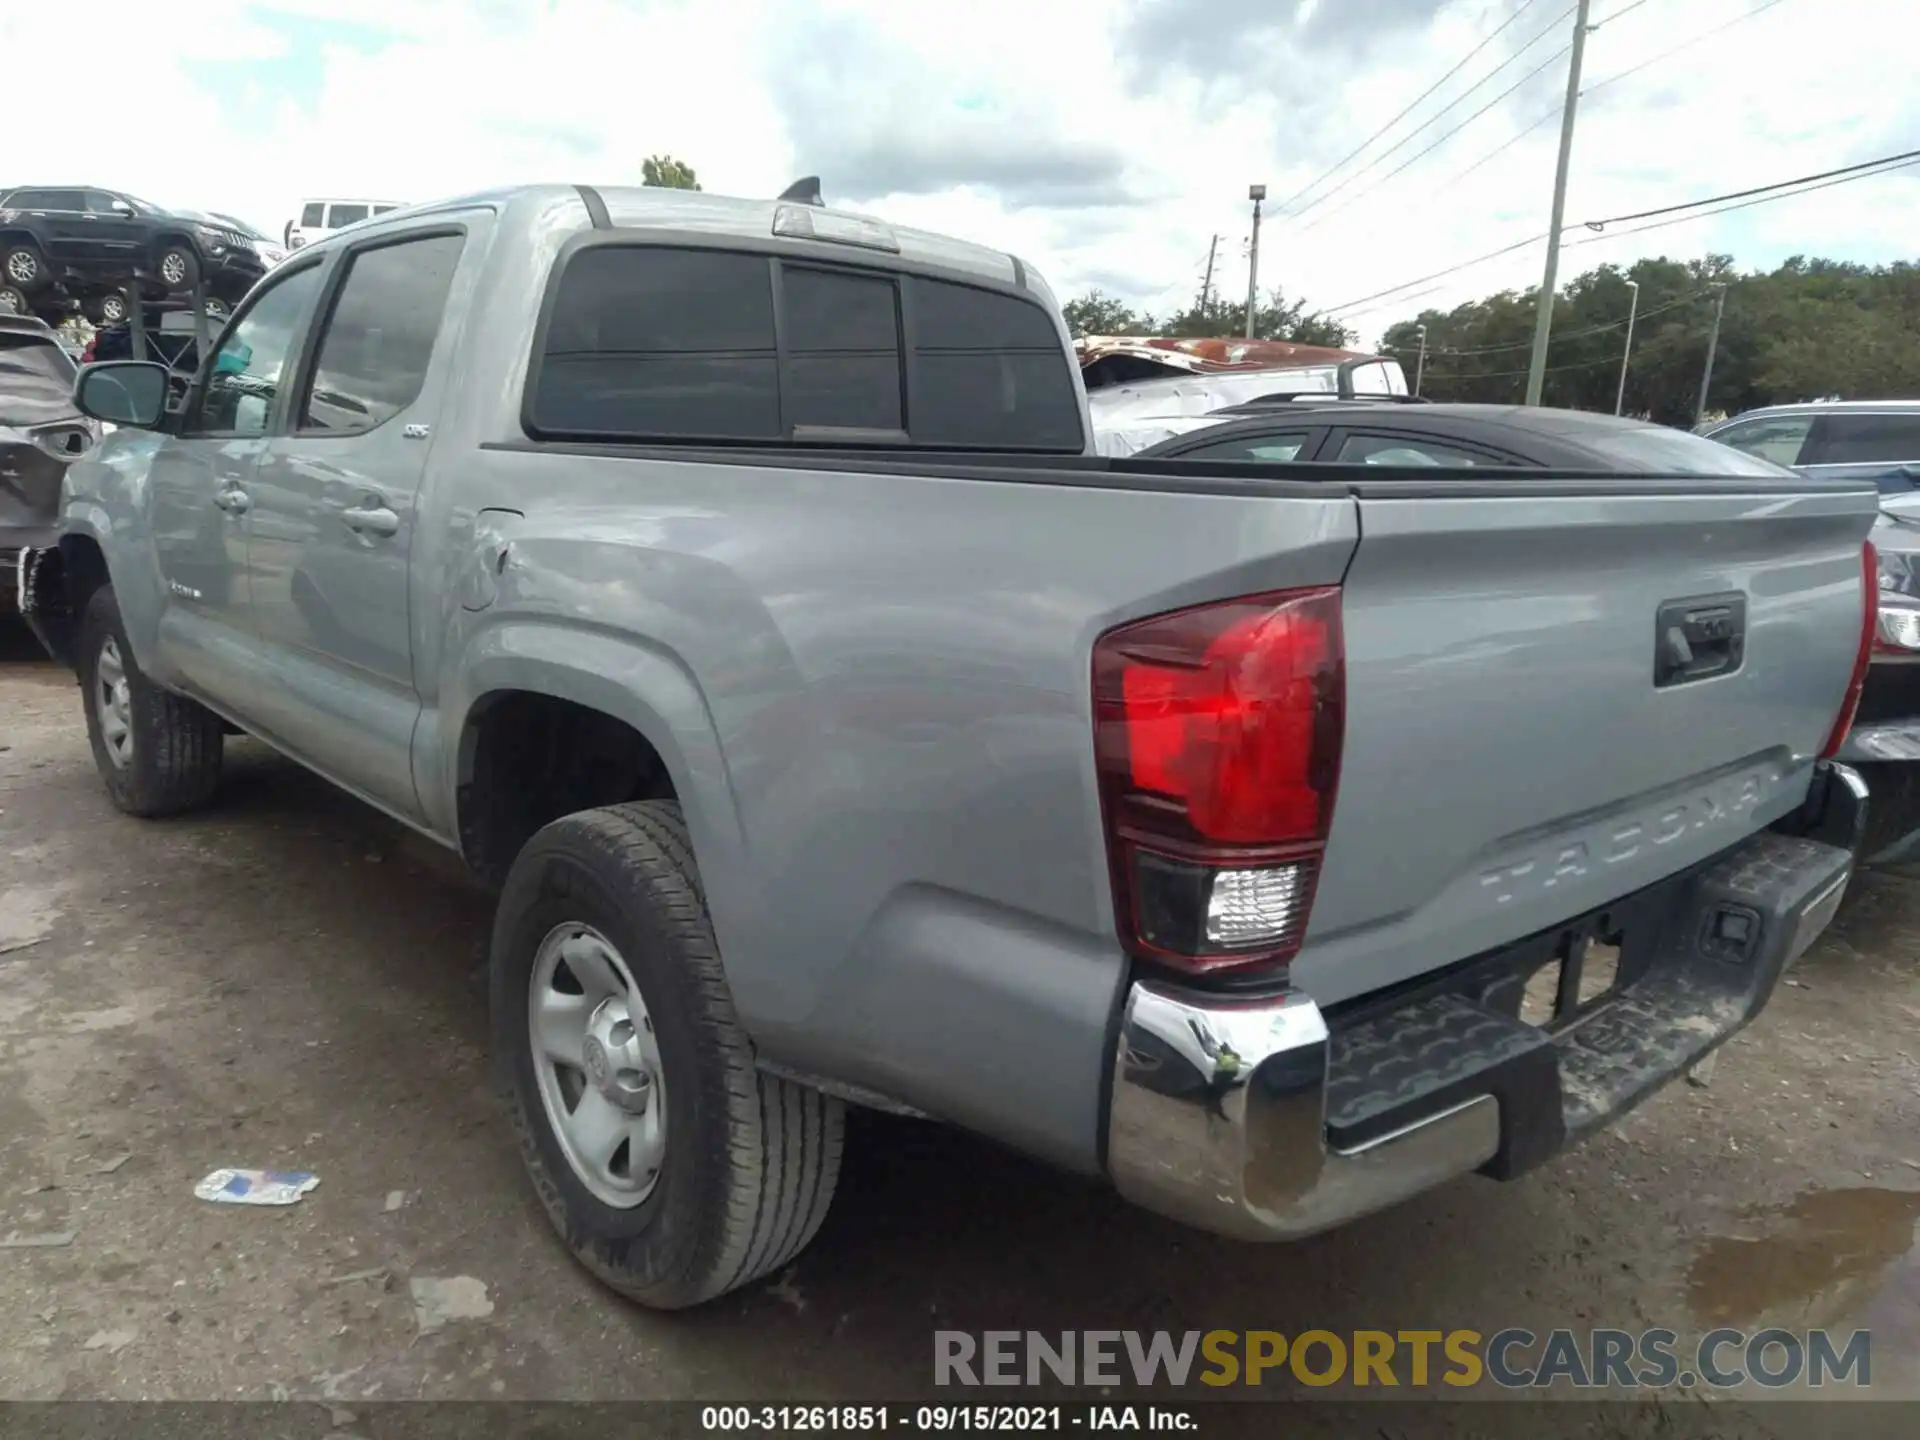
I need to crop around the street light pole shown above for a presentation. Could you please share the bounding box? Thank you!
[1613,279,1639,416]
[1244,184,1266,339]
[1695,284,1727,426]
[1524,0,1594,406]
[1414,324,1428,396]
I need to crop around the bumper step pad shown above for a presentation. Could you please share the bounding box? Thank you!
[1323,832,1851,1181]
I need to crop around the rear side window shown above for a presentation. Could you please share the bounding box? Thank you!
[1335,433,1513,467]
[1810,413,1920,467]
[300,203,325,227]
[527,244,1084,452]
[1174,431,1310,463]
[298,233,465,432]
[328,204,370,228]
[1713,415,1813,466]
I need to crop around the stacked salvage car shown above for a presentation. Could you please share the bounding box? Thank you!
[0,186,267,326]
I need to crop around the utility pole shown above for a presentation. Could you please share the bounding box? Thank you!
[1613,278,1639,416]
[1198,233,1219,313]
[1524,0,1593,406]
[1695,284,1727,425]
[1414,324,1428,397]
[1244,184,1266,339]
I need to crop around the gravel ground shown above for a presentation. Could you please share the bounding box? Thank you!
[2,621,1917,1426]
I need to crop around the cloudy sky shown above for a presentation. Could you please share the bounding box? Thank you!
[6,0,1912,344]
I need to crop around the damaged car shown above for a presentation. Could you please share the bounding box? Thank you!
[2,314,98,614]
[1074,334,1409,455]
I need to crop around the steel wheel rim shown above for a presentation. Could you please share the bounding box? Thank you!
[102,296,125,321]
[161,253,186,285]
[95,638,133,769]
[528,922,667,1208]
[5,252,33,283]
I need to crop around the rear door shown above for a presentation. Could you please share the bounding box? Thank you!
[241,221,475,820]
[13,190,90,266]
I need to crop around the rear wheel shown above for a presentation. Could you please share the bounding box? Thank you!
[3,245,48,292]
[492,800,844,1309]
[88,290,130,324]
[77,586,225,816]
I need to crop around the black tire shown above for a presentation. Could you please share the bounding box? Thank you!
[4,245,49,293]
[153,242,200,296]
[204,295,231,320]
[0,283,25,316]
[492,800,844,1309]
[77,585,224,817]
[87,290,130,325]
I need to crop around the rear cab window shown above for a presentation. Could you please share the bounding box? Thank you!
[525,242,1084,452]
[1334,432,1515,467]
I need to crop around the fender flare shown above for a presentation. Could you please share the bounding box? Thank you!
[436,619,752,940]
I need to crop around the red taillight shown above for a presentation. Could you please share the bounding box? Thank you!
[1821,541,1877,759]
[1093,587,1344,977]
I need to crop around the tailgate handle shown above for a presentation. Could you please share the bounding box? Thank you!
[1655,593,1746,689]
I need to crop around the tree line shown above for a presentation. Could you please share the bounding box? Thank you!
[1378,253,1920,424]
[1062,253,1920,425]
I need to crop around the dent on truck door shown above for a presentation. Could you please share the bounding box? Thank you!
[242,229,468,822]
[148,260,326,708]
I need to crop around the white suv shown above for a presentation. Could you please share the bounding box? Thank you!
[283,198,405,251]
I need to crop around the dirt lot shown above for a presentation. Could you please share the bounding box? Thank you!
[2,621,1918,1420]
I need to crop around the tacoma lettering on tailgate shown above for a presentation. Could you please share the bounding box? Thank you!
[1477,764,1786,907]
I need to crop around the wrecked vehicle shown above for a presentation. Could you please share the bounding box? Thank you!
[1075,335,1408,455]
[22,183,1880,1311]
[1,315,97,613]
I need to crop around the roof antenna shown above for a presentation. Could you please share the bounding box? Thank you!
[777,176,824,207]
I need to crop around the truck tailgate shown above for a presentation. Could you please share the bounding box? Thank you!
[1294,482,1878,1005]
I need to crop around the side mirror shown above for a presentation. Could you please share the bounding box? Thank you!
[75,361,170,429]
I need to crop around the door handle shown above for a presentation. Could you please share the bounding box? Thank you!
[212,487,251,515]
[342,502,400,537]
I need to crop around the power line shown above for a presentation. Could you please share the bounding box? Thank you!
[1286,4,1576,226]
[1274,0,1548,217]
[1584,0,1793,98]
[1578,146,1920,229]
[1323,230,1551,316]
[1324,143,1920,317]
[1407,0,1795,217]
[1593,0,1656,25]
[1426,351,1627,383]
[1561,153,1920,251]
[1296,44,1574,235]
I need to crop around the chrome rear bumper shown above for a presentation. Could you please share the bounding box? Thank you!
[1106,984,1499,1242]
[1106,821,1856,1243]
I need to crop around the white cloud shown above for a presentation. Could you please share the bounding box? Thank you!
[4,0,1913,347]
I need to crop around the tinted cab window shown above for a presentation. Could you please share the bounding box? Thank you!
[1335,433,1512,466]
[528,245,1083,451]
[327,204,370,228]
[299,233,464,431]
[192,265,324,434]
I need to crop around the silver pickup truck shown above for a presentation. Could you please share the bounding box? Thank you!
[20,184,1881,1310]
